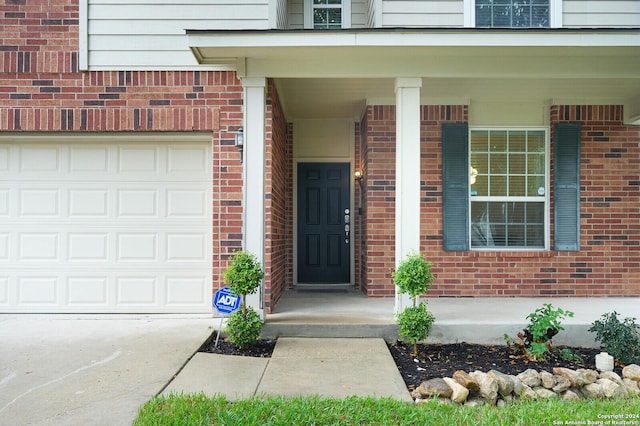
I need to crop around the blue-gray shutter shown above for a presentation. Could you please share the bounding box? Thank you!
[442,123,469,251]
[554,123,581,251]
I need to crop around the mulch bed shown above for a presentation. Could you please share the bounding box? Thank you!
[200,333,611,392]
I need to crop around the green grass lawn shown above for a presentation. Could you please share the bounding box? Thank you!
[135,393,640,426]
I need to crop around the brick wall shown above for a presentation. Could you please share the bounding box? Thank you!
[264,80,292,313]
[362,104,640,297]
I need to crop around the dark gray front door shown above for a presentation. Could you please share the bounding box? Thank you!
[297,163,350,283]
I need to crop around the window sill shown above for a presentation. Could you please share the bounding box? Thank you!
[469,250,555,258]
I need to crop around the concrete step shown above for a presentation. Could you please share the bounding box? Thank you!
[261,322,399,341]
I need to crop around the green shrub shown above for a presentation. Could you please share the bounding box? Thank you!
[226,307,263,349]
[393,252,436,357]
[222,250,265,349]
[589,311,640,365]
[506,303,574,361]
[396,303,435,353]
[392,252,434,300]
[223,250,264,299]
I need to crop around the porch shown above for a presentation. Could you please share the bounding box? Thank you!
[262,289,640,347]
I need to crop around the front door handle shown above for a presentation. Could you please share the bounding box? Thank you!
[344,208,350,244]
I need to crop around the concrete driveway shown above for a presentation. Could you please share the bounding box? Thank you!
[0,314,213,426]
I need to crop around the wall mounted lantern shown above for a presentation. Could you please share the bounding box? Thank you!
[235,127,244,163]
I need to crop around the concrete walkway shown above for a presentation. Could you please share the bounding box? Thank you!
[164,337,413,402]
[0,314,212,426]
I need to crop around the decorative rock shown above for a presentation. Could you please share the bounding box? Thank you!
[599,371,623,385]
[622,364,640,381]
[623,378,640,396]
[553,367,586,387]
[443,377,470,403]
[496,398,507,408]
[562,388,583,401]
[597,378,623,398]
[535,387,558,399]
[488,370,514,397]
[417,378,453,399]
[519,383,538,400]
[516,369,540,388]
[411,389,422,400]
[470,371,498,403]
[582,382,604,399]
[453,370,480,392]
[577,369,598,385]
[465,396,487,407]
[552,375,572,393]
[540,371,556,389]
[511,376,523,396]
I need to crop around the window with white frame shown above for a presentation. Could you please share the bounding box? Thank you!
[475,0,550,27]
[469,129,548,249]
[306,0,350,29]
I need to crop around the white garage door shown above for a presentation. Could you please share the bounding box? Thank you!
[0,135,212,313]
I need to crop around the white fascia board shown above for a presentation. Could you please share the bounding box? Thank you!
[188,29,640,51]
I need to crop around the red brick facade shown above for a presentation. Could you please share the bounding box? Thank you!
[2,0,638,313]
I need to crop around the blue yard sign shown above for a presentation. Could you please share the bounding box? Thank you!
[213,286,241,315]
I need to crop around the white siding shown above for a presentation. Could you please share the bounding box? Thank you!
[381,0,464,27]
[287,0,304,28]
[88,0,270,70]
[563,1,640,27]
[352,0,369,27]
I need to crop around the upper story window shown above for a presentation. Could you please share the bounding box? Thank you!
[476,0,550,28]
[305,0,351,29]
[470,129,548,249]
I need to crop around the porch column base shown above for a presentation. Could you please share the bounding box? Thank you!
[394,77,422,313]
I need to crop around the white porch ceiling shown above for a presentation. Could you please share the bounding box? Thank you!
[188,29,640,122]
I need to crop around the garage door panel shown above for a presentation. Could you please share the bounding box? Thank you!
[118,189,158,217]
[18,277,58,304]
[118,146,159,173]
[68,277,108,305]
[19,233,59,260]
[69,146,109,173]
[20,189,60,216]
[19,146,60,172]
[69,189,109,217]
[1,139,212,313]
[167,277,207,305]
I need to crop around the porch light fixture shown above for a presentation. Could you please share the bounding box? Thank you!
[235,127,244,163]
[354,170,363,181]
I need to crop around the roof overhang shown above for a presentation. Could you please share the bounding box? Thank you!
[187,29,640,122]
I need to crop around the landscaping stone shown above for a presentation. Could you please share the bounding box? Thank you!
[552,375,572,393]
[622,364,640,381]
[535,387,558,399]
[487,370,514,397]
[581,382,604,399]
[453,370,479,392]
[516,369,540,388]
[417,378,452,398]
[410,366,639,405]
[443,377,469,403]
[539,371,556,389]
[469,371,498,404]
[597,378,623,398]
[623,378,640,395]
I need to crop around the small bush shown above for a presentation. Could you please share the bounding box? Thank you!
[396,303,435,352]
[506,303,574,361]
[223,250,265,349]
[589,311,640,365]
[393,252,436,357]
[226,307,263,349]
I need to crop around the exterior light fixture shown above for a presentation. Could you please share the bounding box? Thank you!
[235,127,244,163]
[354,170,363,181]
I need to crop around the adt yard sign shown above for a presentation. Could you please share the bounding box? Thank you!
[213,286,241,314]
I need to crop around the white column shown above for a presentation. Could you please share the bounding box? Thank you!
[242,77,266,318]
[394,77,422,313]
